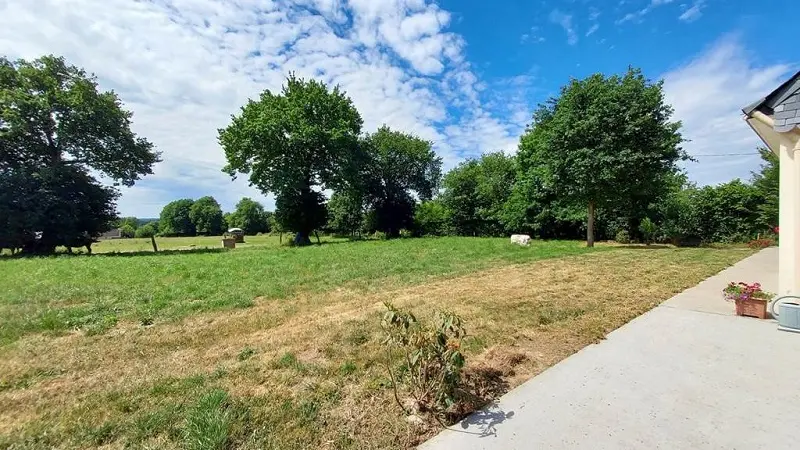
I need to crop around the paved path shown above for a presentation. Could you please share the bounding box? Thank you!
[421,248,800,450]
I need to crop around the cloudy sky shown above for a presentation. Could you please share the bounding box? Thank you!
[0,0,796,217]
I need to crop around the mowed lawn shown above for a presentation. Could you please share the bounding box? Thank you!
[0,238,754,449]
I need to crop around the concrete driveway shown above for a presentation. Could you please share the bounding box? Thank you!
[421,248,800,450]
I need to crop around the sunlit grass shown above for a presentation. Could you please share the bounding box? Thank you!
[0,239,755,449]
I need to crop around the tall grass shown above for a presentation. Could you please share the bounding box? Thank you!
[183,389,232,450]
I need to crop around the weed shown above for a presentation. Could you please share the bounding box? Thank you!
[339,361,357,376]
[298,400,319,424]
[237,346,256,361]
[85,313,118,336]
[183,389,232,450]
[275,352,298,369]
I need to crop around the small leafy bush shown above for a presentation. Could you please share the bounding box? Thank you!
[380,303,467,419]
[615,230,631,244]
[399,229,413,238]
[747,238,775,249]
[371,231,388,240]
[639,218,657,245]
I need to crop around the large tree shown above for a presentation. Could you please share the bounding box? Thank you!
[442,152,515,236]
[361,126,441,237]
[0,55,159,253]
[226,197,270,235]
[190,196,224,235]
[159,199,195,236]
[517,68,684,246]
[219,75,362,245]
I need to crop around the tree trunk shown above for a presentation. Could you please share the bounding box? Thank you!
[294,231,312,246]
[587,201,596,248]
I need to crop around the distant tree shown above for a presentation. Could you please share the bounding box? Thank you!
[751,147,778,229]
[267,213,283,234]
[442,152,515,236]
[517,68,684,246]
[118,217,139,231]
[219,75,362,245]
[414,200,450,236]
[159,199,195,236]
[227,197,269,235]
[120,224,136,238]
[190,196,224,235]
[327,191,364,236]
[134,222,158,238]
[0,55,159,253]
[361,126,441,237]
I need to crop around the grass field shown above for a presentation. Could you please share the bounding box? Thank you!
[0,237,755,449]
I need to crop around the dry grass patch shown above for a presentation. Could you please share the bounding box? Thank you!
[0,247,753,448]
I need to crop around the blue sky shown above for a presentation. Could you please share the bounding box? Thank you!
[0,0,797,217]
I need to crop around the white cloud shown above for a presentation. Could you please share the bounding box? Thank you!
[662,36,795,185]
[586,24,600,37]
[679,1,706,22]
[549,10,578,46]
[617,0,675,24]
[0,0,523,217]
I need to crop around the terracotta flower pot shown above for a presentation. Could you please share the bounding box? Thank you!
[735,298,768,319]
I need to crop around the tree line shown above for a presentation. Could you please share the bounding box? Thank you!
[117,196,274,238]
[1,55,777,255]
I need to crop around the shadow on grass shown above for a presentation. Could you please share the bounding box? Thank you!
[614,244,672,250]
[96,247,231,257]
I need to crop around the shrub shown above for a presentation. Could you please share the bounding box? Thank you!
[120,224,136,239]
[639,218,657,245]
[371,231,388,240]
[414,200,450,236]
[380,303,467,419]
[399,229,413,238]
[747,238,775,249]
[615,230,631,244]
[134,223,157,238]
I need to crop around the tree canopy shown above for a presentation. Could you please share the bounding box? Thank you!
[360,126,441,237]
[226,197,270,235]
[0,55,159,253]
[190,196,224,235]
[219,74,362,245]
[159,199,195,236]
[517,68,684,246]
[327,191,364,236]
[442,152,515,236]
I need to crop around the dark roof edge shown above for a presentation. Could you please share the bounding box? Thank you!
[742,70,800,116]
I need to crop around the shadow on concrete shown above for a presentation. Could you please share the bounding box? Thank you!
[457,405,515,437]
